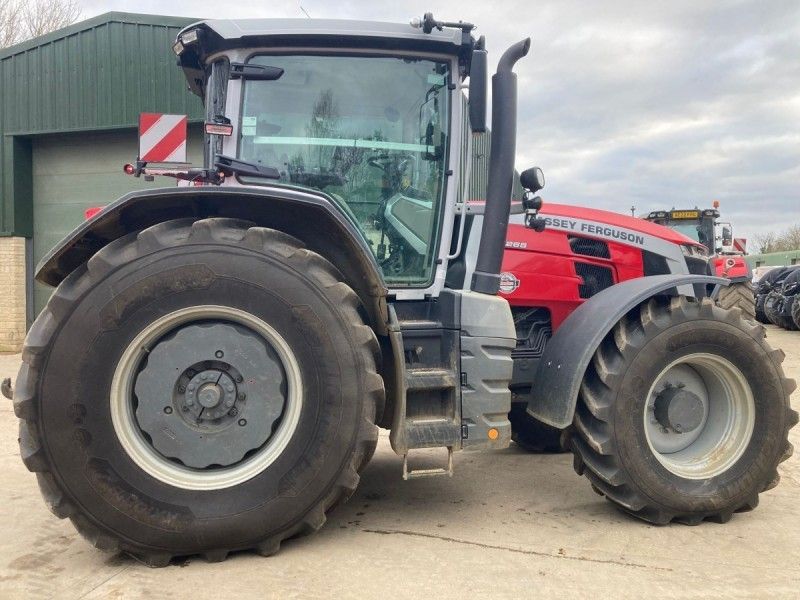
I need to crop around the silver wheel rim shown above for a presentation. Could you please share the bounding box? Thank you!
[111,305,302,491]
[643,353,754,480]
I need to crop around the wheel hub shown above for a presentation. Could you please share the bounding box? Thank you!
[133,321,287,469]
[197,382,222,408]
[653,384,705,434]
[643,353,755,479]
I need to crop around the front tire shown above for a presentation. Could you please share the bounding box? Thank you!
[569,296,797,525]
[15,218,383,564]
[716,281,756,321]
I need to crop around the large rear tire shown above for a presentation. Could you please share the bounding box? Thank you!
[569,296,797,525]
[716,281,756,321]
[14,218,383,565]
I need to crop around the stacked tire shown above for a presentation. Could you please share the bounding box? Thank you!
[763,267,800,330]
[755,267,788,324]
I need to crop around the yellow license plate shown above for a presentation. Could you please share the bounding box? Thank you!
[670,210,700,219]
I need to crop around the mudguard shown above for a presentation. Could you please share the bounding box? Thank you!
[526,273,727,428]
[35,185,389,333]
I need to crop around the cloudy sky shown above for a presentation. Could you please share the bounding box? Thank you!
[82,0,800,245]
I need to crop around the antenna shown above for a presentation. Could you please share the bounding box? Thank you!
[299,4,311,18]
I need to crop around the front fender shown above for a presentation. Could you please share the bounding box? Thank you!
[526,274,727,428]
[36,185,389,334]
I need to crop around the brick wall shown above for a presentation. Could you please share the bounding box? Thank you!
[0,237,26,353]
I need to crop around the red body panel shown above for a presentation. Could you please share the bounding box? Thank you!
[500,203,698,330]
[711,255,750,280]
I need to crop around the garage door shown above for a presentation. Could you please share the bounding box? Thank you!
[32,128,203,316]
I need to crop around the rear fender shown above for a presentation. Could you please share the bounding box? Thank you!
[36,185,390,335]
[526,274,727,428]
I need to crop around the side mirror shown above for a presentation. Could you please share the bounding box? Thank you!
[468,40,487,133]
[721,225,733,247]
[520,167,545,193]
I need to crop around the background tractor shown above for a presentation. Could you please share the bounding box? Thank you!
[9,14,796,566]
[644,204,754,317]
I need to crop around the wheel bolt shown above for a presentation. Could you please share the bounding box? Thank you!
[187,399,194,407]
[238,419,247,426]
[226,385,234,392]
[164,406,173,414]
[182,406,190,412]
[225,399,234,407]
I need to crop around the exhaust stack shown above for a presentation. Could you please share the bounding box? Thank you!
[470,38,531,295]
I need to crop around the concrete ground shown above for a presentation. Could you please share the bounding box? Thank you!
[0,326,797,600]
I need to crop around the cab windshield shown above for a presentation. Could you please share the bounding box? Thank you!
[238,54,451,287]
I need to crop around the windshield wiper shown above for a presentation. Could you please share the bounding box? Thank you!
[214,155,281,180]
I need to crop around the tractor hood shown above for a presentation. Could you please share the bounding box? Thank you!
[540,202,705,251]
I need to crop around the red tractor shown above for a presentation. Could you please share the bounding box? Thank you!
[644,205,753,313]
[496,202,757,450]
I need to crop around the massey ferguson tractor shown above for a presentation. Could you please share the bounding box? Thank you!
[644,205,754,316]
[8,14,796,566]
[492,203,758,450]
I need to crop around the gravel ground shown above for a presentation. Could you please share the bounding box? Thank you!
[0,325,797,599]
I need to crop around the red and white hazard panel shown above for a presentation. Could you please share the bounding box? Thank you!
[139,113,188,163]
[733,238,747,253]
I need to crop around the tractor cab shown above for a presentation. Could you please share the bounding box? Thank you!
[645,205,741,256]
[164,17,491,295]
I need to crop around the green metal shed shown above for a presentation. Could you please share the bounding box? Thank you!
[0,12,205,321]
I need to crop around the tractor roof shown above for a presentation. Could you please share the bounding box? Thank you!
[176,17,474,97]
[184,18,466,50]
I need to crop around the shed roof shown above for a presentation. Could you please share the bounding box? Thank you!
[0,12,197,60]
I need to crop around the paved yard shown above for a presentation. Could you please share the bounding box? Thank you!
[0,326,797,599]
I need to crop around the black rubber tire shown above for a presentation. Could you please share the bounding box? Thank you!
[755,293,770,324]
[569,296,797,525]
[765,291,798,330]
[764,290,784,327]
[792,295,800,330]
[14,218,383,566]
[782,296,800,331]
[716,281,756,321]
[509,404,566,453]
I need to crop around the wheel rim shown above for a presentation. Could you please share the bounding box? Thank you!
[111,306,303,491]
[643,353,754,480]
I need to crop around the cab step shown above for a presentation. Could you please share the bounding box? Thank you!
[402,447,454,480]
